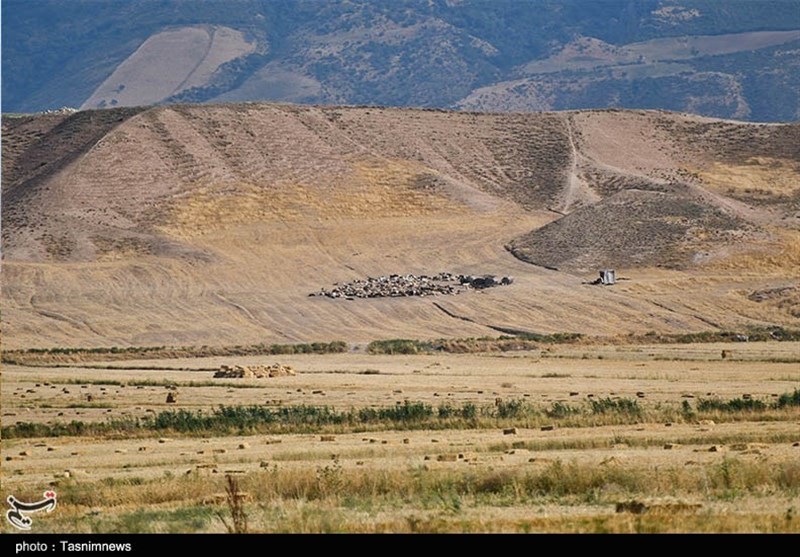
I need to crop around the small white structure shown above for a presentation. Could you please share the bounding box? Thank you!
[599,269,616,285]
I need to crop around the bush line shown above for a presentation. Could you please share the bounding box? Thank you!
[6,326,798,365]
[4,390,798,439]
[2,341,348,365]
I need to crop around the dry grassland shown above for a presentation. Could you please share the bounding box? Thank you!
[3,104,799,533]
[3,342,799,533]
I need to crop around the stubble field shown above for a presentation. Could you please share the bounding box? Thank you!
[3,341,799,533]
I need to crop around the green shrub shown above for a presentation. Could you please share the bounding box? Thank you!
[776,389,800,408]
[358,401,433,423]
[546,401,581,419]
[589,398,641,416]
[494,399,532,419]
[460,403,478,420]
[366,339,430,354]
[697,397,767,412]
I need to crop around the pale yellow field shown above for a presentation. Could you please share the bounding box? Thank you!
[3,343,799,533]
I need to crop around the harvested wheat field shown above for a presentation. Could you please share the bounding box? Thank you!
[2,103,800,532]
[3,343,800,533]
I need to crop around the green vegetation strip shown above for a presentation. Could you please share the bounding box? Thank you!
[2,341,348,365]
[698,389,800,412]
[367,326,800,354]
[4,390,798,439]
[49,378,264,389]
[5,326,799,365]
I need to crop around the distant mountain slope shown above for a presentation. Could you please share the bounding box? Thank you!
[3,0,799,121]
[3,104,799,348]
[457,30,800,120]
[80,25,257,110]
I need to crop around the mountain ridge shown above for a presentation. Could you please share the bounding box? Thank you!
[4,0,799,121]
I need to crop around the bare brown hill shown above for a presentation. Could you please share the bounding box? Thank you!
[2,104,799,348]
[508,187,752,272]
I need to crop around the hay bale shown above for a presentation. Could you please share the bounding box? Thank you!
[320,435,336,442]
[540,425,555,431]
[166,392,178,403]
[437,454,458,462]
[215,363,296,378]
[503,427,518,435]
